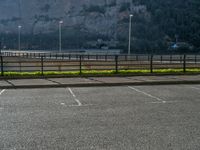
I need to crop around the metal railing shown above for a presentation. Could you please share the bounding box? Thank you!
[1,53,200,76]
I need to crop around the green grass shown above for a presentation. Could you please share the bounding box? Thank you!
[1,68,200,77]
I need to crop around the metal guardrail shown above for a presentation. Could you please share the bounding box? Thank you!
[1,53,200,76]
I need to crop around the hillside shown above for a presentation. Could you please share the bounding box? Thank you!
[0,0,199,53]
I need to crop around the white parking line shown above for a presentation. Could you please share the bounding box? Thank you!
[190,86,200,90]
[68,104,93,107]
[0,89,5,95]
[128,86,166,103]
[68,88,82,106]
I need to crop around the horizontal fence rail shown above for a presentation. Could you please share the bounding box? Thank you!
[1,53,200,76]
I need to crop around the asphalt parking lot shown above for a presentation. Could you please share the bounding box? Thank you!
[0,85,200,150]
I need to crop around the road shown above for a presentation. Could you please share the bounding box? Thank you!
[0,85,200,150]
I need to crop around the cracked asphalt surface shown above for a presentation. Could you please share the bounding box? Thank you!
[0,85,200,150]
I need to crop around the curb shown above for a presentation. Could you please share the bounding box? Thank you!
[1,72,200,80]
[1,80,200,89]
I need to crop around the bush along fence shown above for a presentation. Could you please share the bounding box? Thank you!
[0,53,200,76]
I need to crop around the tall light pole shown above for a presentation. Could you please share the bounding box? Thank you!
[175,34,178,44]
[128,14,133,56]
[18,25,22,51]
[59,20,63,53]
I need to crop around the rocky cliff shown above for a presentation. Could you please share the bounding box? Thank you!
[0,0,199,52]
[0,0,148,38]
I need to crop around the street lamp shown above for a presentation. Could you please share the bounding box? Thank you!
[18,25,22,51]
[59,20,63,53]
[0,42,1,55]
[128,14,133,56]
[175,34,178,44]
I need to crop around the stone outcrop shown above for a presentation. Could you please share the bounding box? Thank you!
[0,0,149,39]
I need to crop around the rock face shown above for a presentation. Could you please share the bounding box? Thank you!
[0,0,148,39]
[1,0,199,52]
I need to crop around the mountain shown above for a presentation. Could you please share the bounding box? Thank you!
[0,0,199,53]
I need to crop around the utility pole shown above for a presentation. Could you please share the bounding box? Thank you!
[128,14,133,56]
[18,25,22,51]
[59,20,63,53]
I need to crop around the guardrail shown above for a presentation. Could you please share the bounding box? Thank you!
[0,53,200,76]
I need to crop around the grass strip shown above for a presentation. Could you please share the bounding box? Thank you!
[1,68,200,77]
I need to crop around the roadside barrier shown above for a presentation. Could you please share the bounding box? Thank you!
[0,53,199,76]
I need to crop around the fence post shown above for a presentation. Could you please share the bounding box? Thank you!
[62,54,64,59]
[55,54,58,59]
[1,56,3,76]
[150,55,153,73]
[96,55,98,60]
[41,56,44,75]
[136,55,138,61]
[170,55,172,63]
[195,55,197,64]
[79,55,82,74]
[115,55,118,73]
[19,58,22,72]
[183,54,186,73]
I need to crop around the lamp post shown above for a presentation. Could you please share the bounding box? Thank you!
[59,20,63,53]
[128,14,133,56]
[0,42,1,55]
[175,34,178,44]
[18,25,22,51]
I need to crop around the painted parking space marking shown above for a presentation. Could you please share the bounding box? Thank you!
[190,86,200,90]
[188,86,200,96]
[128,86,166,103]
[184,85,200,93]
[0,89,5,96]
[67,88,93,107]
[0,89,6,110]
[149,100,180,104]
[68,88,82,106]
[68,104,93,107]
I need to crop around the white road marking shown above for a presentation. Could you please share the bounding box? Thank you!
[68,104,93,107]
[68,88,82,106]
[148,101,179,104]
[149,101,166,104]
[0,90,5,110]
[190,86,200,90]
[0,89,5,95]
[128,86,166,103]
